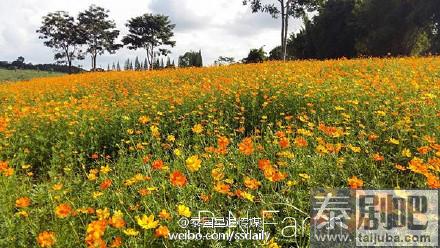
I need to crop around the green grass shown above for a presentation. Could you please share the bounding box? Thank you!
[0,68,64,82]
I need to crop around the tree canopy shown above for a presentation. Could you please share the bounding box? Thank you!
[178,50,203,67]
[122,14,176,70]
[78,5,121,70]
[36,11,84,72]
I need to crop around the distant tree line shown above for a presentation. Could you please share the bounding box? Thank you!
[178,50,203,68]
[243,0,440,62]
[37,5,176,73]
[106,56,177,71]
[0,56,83,73]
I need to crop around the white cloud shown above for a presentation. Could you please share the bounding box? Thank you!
[0,0,304,69]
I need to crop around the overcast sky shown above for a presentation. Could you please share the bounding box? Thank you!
[0,0,304,69]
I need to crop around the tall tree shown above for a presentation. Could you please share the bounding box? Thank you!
[243,47,267,63]
[122,14,176,70]
[134,56,141,70]
[36,11,84,73]
[242,0,320,61]
[143,58,149,70]
[78,5,121,70]
[178,50,203,67]
[214,56,235,66]
[116,61,121,71]
[124,59,130,70]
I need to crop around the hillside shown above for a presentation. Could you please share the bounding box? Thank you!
[0,58,439,247]
[0,68,64,82]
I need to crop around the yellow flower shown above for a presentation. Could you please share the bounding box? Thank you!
[177,204,191,217]
[173,148,182,157]
[375,110,386,117]
[87,173,97,181]
[21,164,31,169]
[388,138,400,145]
[287,180,298,187]
[123,228,139,236]
[150,125,160,138]
[401,148,412,158]
[237,190,254,202]
[186,155,202,172]
[211,167,224,181]
[92,191,104,199]
[16,210,29,218]
[138,115,150,125]
[299,173,311,181]
[348,145,361,153]
[266,238,280,248]
[52,183,63,191]
[167,135,176,142]
[136,214,159,230]
[100,165,112,174]
[96,208,110,220]
[192,124,203,134]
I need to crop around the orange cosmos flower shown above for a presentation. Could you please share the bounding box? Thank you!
[372,153,384,161]
[200,193,211,202]
[99,179,112,190]
[263,168,287,182]
[244,177,261,190]
[217,136,230,148]
[214,182,231,195]
[142,155,151,164]
[55,203,72,218]
[294,137,308,148]
[109,211,126,229]
[426,174,439,189]
[154,225,170,238]
[158,209,172,220]
[0,161,8,171]
[417,146,431,155]
[37,231,56,247]
[395,164,407,171]
[238,137,254,155]
[2,167,14,176]
[368,134,379,141]
[348,176,364,189]
[85,219,107,248]
[16,197,31,208]
[408,157,429,175]
[138,188,151,196]
[170,171,187,187]
[152,159,164,170]
[275,131,286,138]
[110,236,122,248]
[279,137,290,149]
[258,159,272,171]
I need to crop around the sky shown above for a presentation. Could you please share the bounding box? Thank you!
[0,0,304,69]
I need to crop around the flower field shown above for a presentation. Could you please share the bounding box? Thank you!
[0,57,439,247]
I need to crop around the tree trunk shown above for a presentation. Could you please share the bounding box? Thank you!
[93,54,97,70]
[284,12,289,60]
[68,59,72,74]
[281,0,286,61]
